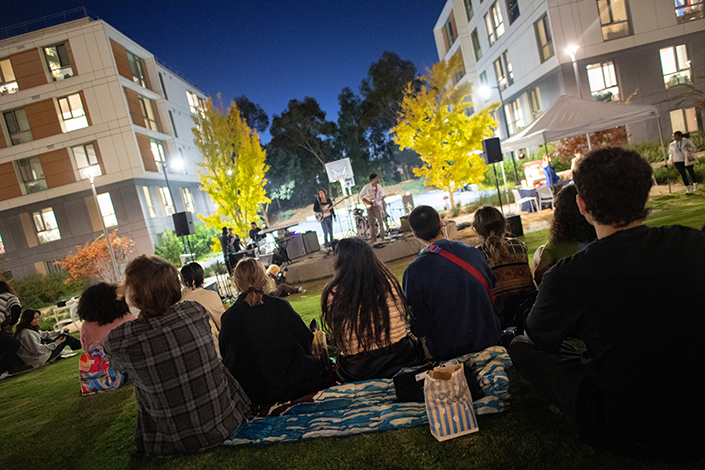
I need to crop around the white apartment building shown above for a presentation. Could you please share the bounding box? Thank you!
[434,0,705,145]
[0,15,213,279]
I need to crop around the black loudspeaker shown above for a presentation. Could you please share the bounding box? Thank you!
[482,138,504,164]
[173,211,195,236]
[285,234,306,259]
[302,231,320,253]
[506,214,524,237]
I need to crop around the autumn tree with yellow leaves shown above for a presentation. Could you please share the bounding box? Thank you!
[392,55,498,208]
[192,96,270,240]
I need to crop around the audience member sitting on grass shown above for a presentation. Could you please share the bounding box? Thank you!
[509,147,705,461]
[104,255,250,457]
[181,262,225,357]
[78,283,135,351]
[473,206,536,330]
[266,264,306,297]
[220,258,334,405]
[0,281,22,378]
[532,184,597,285]
[14,309,82,366]
[321,237,425,382]
[404,206,501,360]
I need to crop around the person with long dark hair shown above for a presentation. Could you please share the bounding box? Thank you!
[180,262,225,356]
[314,188,335,248]
[0,281,22,378]
[15,309,82,366]
[321,237,424,382]
[533,184,597,285]
[473,206,536,329]
[78,283,136,351]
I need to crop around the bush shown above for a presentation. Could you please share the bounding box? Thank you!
[191,224,220,260]
[482,157,526,188]
[462,191,515,214]
[154,229,183,265]
[623,140,665,163]
[12,273,88,310]
[653,159,704,184]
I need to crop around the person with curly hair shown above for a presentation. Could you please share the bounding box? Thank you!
[473,207,536,329]
[532,184,596,285]
[78,283,136,351]
[509,147,705,461]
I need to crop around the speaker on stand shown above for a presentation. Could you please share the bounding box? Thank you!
[482,138,505,214]
[173,211,195,257]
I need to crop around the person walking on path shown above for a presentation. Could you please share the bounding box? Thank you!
[668,131,698,193]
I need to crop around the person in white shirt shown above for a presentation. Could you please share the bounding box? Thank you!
[668,131,698,193]
[180,262,225,357]
[359,173,386,243]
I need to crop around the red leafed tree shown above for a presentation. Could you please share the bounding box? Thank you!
[552,126,628,164]
[58,232,135,284]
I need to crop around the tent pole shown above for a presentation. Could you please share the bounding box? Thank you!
[656,116,671,194]
[586,133,592,150]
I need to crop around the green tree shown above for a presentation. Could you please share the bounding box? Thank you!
[192,95,270,240]
[392,55,498,207]
[234,95,269,133]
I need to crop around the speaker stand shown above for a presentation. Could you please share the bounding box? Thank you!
[492,163,504,214]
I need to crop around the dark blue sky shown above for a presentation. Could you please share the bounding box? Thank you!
[5,1,445,139]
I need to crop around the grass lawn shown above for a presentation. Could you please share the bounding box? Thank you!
[1,190,703,470]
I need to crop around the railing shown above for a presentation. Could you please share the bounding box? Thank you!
[0,8,92,41]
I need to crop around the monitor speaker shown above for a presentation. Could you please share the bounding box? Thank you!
[482,138,503,164]
[506,214,524,237]
[302,231,320,253]
[286,234,306,259]
[173,212,195,236]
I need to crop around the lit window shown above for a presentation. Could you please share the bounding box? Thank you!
[506,0,520,24]
[181,187,196,213]
[158,72,169,100]
[485,2,505,46]
[3,109,32,145]
[528,87,543,119]
[675,0,703,23]
[444,17,457,48]
[17,157,47,194]
[493,50,514,91]
[43,43,73,81]
[139,95,159,131]
[127,50,147,88]
[168,110,178,138]
[58,93,88,131]
[0,233,4,254]
[97,193,118,227]
[142,186,157,218]
[72,143,101,178]
[464,0,474,21]
[505,99,524,135]
[0,58,18,96]
[670,108,698,133]
[187,91,200,115]
[479,71,488,102]
[587,61,620,101]
[597,0,631,41]
[150,139,167,169]
[534,13,554,63]
[471,29,482,61]
[32,208,61,244]
[158,187,175,216]
[660,45,691,89]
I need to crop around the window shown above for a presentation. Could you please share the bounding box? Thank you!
[479,71,488,101]
[158,187,175,216]
[0,234,5,255]
[528,87,543,119]
[45,259,64,277]
[597,0,631,41]
[150,138,167,169]
[660,45,691,89]
[506,0,520,24]
[139,95,159,131]
[43,43,73,81]
[0,58,18,96]
[3,109,32,145]
[534,13,554,63]
[97,193,118,227]
[158,72,168,100]
[187,91,200,115]
[72,143,101,178]
[181,187,196,213]
[670,108,698,133]
[505,99,524,135]
[142,186,157,218]
[127,50,147,88]
[444,17,457,48]
[494,50,514,91]
[484,2,505,46]
[453,52,466,85]
[32,208,61,244]
[168,110,178,138]
[464,0,474,21]
[58,93,88,131]
[17,157,47,194]
[675,0,704,23]
[587,61,620,101]
[471,29,483,61]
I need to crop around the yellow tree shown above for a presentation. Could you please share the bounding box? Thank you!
[392,55,498,208]
[192,95,270,239]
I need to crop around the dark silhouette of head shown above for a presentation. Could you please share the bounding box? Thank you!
[409,205,442,241]
[550,184,597,243]
[77,283,130,326]
[180,262,205,290]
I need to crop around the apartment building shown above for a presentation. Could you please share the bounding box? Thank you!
[434,0,705,144]
[0,15,213,279]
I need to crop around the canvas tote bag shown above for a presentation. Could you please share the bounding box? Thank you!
[424,363,479,441]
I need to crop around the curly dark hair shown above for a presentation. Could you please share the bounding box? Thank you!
[549,184,597,244]
[77,283,130,326]
[473,206,510,264]
[573,147,652,227]
[320,237,408,353]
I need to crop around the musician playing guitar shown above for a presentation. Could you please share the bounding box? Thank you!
[314,188,336,248]
[360,173,386,243]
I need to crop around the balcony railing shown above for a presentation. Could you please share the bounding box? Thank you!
[0,8,92,40]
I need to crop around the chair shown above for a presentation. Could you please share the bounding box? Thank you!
[511,189,539,214]
[53,297,80,332]
[536,185,555,211]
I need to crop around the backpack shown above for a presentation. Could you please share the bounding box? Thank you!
[79,345,125,396]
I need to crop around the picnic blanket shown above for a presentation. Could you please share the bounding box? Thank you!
[224,346,511,446]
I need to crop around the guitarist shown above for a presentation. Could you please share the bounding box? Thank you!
[314,188,336,248]
[360,173,386,243]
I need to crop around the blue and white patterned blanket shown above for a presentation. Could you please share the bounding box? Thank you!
[225,346,511,446]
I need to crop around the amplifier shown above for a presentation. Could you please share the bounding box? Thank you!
[285,234,306,259]
[302,231,320,253]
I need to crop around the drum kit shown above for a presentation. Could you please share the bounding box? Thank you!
[351,203,392,239]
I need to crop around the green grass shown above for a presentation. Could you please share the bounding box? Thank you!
[2,191,704,470]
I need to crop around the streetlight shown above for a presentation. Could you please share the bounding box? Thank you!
[479,84,520,184]
[82,166,121,282]
[566,45,592,149]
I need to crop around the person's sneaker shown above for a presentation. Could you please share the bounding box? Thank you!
[694,183,698,191]
[309,319,320,332]
[298,287,306,294]
[0,371,9,380]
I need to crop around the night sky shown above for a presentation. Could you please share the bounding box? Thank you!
[4,1,445,141]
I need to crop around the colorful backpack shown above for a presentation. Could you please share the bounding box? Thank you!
[79,345,125,396]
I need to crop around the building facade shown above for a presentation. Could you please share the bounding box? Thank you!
[0,16,213,279]
[434,0,705,145]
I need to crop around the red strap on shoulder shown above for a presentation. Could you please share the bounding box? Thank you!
[423,244,495,303]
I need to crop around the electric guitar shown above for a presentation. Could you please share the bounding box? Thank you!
[362,193,397,210]
[315,195,352,222]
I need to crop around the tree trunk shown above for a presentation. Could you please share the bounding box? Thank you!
[447,186,455,210]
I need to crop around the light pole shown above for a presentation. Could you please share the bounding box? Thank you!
[567,45,592,150]
[480,85,520,184]
[82,167,121,282]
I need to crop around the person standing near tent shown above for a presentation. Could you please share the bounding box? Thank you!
[669,131,698,193]
[542,155,560,188]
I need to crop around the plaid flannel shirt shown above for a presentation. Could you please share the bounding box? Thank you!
[105,300,251,456]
